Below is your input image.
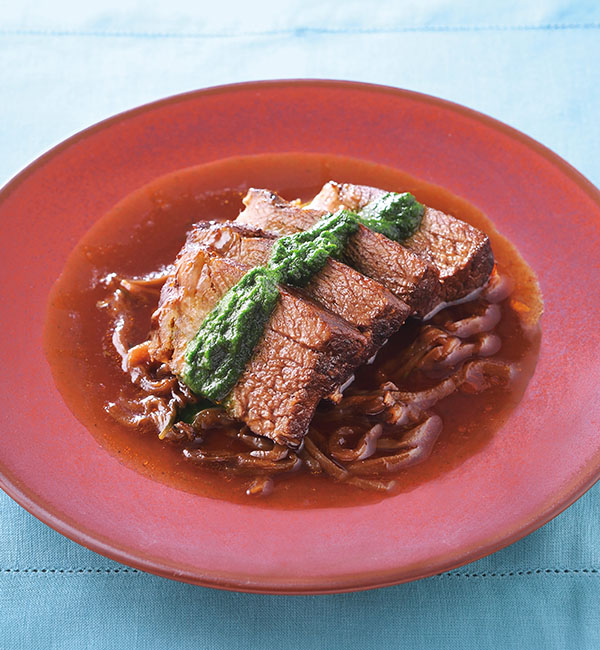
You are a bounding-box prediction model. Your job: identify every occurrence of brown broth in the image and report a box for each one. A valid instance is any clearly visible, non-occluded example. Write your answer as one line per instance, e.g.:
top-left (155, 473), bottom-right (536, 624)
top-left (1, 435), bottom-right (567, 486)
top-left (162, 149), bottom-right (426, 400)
top-left (44, 153), bottom-right (542, 509)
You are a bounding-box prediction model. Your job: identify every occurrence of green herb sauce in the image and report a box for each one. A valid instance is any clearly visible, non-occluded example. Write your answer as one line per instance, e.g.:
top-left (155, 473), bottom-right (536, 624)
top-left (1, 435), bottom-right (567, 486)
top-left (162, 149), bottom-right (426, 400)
top-left (179, 191), bottom-right (424, 404)
top-left (268, 210), bottom-right (359, 287)
top-left (181, 266), bottom-right (280, 401)
top-left (357, 192), bottom-right (424, 242)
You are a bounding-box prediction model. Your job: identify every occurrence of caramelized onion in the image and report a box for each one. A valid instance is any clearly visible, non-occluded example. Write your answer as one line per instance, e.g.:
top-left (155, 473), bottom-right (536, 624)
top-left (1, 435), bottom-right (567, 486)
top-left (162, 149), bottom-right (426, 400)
top-left (106, 394), bottom-right (177, 435)
top-left (329, 424), bottom-right (383, 462)
top-left (348, 415), bottom-right (442, 476)
top-left (392, 359), bottom-right (512, 409)
top-left (345, 477), bottom-right (396, 492)
top-left (250, 444), bottom-right (290, 461)
top-left (237, 428), bottom-right (274, 450)
top-left (303, 437), bottom-right (349, 481)
top-left (183, 448), bottom-right (302, 473)
top-left (444, 303), bottom-right (502, 338)
top-left (483, 268), bottom-right (514, 303)
top-left (103, 270), bottom-right (171, 297)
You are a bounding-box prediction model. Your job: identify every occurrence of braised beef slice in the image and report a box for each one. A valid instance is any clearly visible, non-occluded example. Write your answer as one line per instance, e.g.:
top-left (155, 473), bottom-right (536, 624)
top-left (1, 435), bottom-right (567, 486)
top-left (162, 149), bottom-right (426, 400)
top-left (190, 221), bottom-right (410, 356)
top-left (237, 189), bottom-right (322, 235)
top-left (149, 243), bottom-right (247, 372)
top-left (228, 289), bottom-right (366, 447)
top-left (310, 182), bottom-right (494, 302)
top-left (237, 188), bottom-right (440, 316)
top-left (189, 221), bottom-right (277, 268)
top-left (149, 244), bottom-right (367, 447)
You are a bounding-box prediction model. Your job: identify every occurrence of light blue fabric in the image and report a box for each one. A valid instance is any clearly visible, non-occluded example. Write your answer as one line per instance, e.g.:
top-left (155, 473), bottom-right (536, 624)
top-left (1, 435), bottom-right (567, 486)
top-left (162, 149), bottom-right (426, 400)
top-left (1, 1), bottom-right (600, 648)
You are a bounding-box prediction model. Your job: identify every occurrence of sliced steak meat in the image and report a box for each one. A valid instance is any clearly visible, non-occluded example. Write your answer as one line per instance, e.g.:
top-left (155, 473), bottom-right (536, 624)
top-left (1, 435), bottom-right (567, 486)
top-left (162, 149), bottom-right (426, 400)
top-left (310, 182), bottom-right (494, 302)
top-left (149, 242), bottom-right (367, 447)
top-left (406, 208), bottom-right (494, 302)
top-left (188, 221), bottom-right (275, 268)
top-left (308, 181), bottom-right (381, 213)
top-left (189, 221), bottom-right (277, 268)
top-left (345, 225), bottom-right (439, 319)
top-left (237, 189), bottom-right (322, 235)
top-left (237, 188), bottom-right (440, 317)
top-left (227, 299), bottom-right (360, 446)
top-left (304, 255), bottom-right (410, 355)
top-left (190, 221), bottom-right (410, 357)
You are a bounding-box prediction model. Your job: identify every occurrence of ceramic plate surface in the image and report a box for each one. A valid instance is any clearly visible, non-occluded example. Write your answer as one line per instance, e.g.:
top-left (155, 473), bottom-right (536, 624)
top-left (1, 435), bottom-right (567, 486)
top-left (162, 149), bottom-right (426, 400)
top-left (1, 80), bottom-right (599, 593)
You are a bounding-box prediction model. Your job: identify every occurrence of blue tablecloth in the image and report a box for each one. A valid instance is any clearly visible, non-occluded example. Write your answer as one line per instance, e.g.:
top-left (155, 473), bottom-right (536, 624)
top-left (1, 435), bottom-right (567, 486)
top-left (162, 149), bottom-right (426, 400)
top-left (2, 1), bottom-right (599, 648)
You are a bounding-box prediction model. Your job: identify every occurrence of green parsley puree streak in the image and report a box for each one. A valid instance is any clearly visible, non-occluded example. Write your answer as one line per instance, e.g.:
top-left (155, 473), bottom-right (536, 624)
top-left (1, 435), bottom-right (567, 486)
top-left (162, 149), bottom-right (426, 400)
top-left (181, 192), bottom-right (424, 402)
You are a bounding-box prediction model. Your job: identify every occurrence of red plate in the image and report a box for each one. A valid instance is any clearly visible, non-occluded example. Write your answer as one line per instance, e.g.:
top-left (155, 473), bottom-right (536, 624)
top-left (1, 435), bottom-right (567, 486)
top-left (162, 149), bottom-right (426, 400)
top-left (1, 80), bottom-right (599, 594)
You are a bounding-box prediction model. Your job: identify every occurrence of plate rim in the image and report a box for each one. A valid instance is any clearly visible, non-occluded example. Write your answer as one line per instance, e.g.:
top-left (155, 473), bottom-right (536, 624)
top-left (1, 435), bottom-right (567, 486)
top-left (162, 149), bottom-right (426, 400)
top-left (2, 78), bottom-right (600, 594)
